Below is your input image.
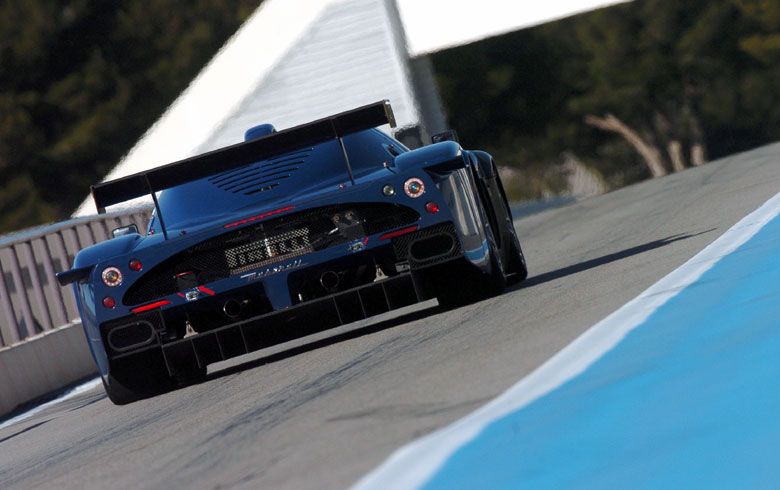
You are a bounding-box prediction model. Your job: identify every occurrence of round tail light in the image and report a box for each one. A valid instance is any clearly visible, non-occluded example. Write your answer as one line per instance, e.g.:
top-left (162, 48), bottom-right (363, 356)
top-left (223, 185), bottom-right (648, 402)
top-left (101, 267), bottom-right (123, 287)
top-left (129, 259), bottom-right (142, 272)
top-left (425, 202), bottom-right (440, 214)
top-left (404, 177), bottom-right (425, 198)
top-left (102, 296), bottom-right (117, 309)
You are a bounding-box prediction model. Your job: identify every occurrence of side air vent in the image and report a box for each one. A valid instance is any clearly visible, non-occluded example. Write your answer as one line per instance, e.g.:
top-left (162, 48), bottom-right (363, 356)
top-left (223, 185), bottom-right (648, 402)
top-left (208, 150), bottom-right (310, 196)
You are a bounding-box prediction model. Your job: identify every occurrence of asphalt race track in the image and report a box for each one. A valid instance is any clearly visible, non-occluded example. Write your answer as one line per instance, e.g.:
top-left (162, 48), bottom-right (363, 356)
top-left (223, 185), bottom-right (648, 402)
top-left (2, 144), bottom-right (780, 489)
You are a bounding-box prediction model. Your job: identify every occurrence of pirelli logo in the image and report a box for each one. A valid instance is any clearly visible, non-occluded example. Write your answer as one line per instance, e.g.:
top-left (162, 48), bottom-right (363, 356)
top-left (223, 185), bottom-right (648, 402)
top-left (225, 228), bottom-right (312, 274)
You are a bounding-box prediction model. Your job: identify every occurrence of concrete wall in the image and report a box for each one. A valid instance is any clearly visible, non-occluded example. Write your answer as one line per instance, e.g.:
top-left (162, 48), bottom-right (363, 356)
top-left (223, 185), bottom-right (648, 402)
top-left (0, 322), bottom-right (96, 417)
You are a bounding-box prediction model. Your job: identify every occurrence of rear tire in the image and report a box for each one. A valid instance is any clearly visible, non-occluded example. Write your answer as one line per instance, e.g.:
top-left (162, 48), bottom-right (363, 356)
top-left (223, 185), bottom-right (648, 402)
top-left (433, 169), bottom-right (510, 307)
top-left (505, 226), bottom-right (528, 284)
top-left (485, 232), bottom-right (507, 294)
top-left (102, 376), bottom-right (140, 405)
top-left (102, 352), bottom-right (175, 405)
top-left (433, 228), bottom-right (506, 309)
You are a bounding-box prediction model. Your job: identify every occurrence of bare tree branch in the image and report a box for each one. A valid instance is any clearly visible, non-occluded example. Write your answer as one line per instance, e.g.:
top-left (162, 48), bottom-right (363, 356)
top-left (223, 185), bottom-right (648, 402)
top-left (683, 103), bottom-right (708, 166)
top-left (667, 140), bottom-right (686, 172)
top-left (691, 144), bottom-right (706, 166)
top-left (585, 113), bottom-right (668, 177)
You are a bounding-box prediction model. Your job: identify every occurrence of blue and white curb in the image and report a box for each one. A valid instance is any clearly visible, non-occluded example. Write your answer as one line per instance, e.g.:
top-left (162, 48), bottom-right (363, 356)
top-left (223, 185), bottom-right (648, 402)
top-left (353, 192), bottom-right (780, 489)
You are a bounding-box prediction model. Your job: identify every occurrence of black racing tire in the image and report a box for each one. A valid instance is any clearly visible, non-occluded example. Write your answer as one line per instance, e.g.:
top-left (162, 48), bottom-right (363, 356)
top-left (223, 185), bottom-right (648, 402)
top-left (433, 227), bottom-right (507, 309)
top-left (484, 231), bottom-right (508, 294)
top-left (102, 375), bottom-right (140, 405)
top-left (101, 374), bottom-right (173, 405)
top-left (102, 352), bottom-right (175, 405)
top-left (435, 168), bottom-right (510, 307)
top-left (505, 225), bottom-right (528, 284)
top-left (491, 160), bottom-right (528, 284)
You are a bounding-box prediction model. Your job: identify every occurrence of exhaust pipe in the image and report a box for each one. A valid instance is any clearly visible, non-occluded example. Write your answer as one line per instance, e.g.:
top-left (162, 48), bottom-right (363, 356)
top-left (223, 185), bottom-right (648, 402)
top-left (223, 298), bottom-right (243, 319)
top-left (320, 271), bottom-right (340, 292)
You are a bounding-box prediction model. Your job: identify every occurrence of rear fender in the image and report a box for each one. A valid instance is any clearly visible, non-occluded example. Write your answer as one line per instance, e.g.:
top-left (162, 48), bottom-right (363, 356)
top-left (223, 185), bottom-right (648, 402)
top-left (73, 233), bottom-right (142, 269)
top-left (471, 150), bottom-right (496, 180)
top-left (394, 141), bottom-right (466, 173)
top-left (58, 233), bottom-right (142, 286)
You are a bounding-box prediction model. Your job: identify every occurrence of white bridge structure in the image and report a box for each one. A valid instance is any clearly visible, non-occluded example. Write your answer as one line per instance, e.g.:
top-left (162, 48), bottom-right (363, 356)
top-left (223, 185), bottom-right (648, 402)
top-left (2, 0), bottom-right (627, 416)
top-left (75, 0), bottom-right (628, 216)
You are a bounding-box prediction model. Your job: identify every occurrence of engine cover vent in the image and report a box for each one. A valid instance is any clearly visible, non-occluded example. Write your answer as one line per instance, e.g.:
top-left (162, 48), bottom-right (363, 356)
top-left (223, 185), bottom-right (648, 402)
top-left (208, 150), bottom-right (310, 196)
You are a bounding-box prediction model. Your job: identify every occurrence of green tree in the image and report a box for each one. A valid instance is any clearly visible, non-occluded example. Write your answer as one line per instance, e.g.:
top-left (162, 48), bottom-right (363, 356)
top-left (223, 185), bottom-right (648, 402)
top-left (735, 0), bottom-right (780, 63)
top-left (433, 0), bottom-right (780, 197)
top-left (0, 0), bottom-right (258, 233)
top-left (572, 0), bottom-right (750, 176)
top-left (432, 25), bottom-right (577, 198)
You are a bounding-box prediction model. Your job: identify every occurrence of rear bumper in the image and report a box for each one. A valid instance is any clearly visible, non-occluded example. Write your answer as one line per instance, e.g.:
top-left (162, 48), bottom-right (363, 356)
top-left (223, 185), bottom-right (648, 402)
top-left (99, 220), bottom-right (482, 376)
top-left (111, 271), bottom-right (432, 377)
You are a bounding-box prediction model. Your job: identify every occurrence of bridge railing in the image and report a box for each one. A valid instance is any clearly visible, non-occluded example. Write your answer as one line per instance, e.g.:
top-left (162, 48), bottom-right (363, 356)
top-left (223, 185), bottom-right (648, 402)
top-left (0, 208), bottom-right (151, 347)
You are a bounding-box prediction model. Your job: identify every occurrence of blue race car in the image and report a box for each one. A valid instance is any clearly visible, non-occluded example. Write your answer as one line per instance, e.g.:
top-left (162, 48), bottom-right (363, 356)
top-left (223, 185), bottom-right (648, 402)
top-left (57, 101), bottom-right (527, 404)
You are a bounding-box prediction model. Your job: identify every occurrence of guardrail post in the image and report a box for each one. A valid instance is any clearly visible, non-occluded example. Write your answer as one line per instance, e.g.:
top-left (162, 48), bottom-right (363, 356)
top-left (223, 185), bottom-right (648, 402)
top-left (80, 223), bottom-right (97, 247)
top-left (90, 221), bottom-right (108, 242)
top-left (18, 241), bottom-right (53, 331)
top-left (49, 231), bottom-right (78, 320)
top-left (36, 237), bottom-right (68, 327)
top-left (0, 263), bottom-right (21, 345)
top-left (62, 227), bottom-right (81, 254)
top-left (4, 247), bottom-right (36, 339)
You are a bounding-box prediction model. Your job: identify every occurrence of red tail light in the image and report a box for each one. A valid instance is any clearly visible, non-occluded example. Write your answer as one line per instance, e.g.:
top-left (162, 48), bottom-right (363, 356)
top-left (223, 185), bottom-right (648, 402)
top-left (131, 300), bottom-right (171, 314)
top-left (224, 205), bottom-right (295, 229)
top-left (379, 225), bottom-right (419, 241)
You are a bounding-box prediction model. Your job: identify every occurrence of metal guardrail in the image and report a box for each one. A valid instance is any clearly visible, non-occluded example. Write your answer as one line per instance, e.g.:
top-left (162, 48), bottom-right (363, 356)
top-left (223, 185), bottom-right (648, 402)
top-left (0, 208), bottom-right (151, 347)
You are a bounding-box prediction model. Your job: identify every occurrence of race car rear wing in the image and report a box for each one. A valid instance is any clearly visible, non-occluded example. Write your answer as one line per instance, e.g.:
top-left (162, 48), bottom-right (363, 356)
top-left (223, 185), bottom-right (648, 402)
top-left (91, 100), bottom-right (396, 237)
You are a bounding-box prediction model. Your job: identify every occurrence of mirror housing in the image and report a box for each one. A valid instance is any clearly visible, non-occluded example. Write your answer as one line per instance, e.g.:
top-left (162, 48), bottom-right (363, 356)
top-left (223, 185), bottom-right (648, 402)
top-left (112, 224), bottom-right (139, 239)
top-left (432, 129), bottom-right (459, 144)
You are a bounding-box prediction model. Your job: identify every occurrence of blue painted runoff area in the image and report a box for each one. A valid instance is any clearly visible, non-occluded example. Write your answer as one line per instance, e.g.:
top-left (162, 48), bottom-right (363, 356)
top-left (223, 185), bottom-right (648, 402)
top-left (423, 215), bottom-right (780, 490)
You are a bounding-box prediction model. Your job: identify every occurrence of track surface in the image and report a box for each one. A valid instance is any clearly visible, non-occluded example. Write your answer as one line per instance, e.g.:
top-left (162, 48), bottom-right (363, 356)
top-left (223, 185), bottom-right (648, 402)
top-left (2, 145), bottom-right (780, 489)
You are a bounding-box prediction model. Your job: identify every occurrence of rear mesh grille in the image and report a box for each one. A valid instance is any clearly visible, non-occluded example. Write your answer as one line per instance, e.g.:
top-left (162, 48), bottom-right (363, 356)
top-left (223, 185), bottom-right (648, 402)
top-left (123, 203), bottom-right (420, 305)
top-left (392, 222), bottom-right (461, 267)
top-left (208, 150), bottom-right (310, 196)
top-left (101, 310), bottom-right (165, 355)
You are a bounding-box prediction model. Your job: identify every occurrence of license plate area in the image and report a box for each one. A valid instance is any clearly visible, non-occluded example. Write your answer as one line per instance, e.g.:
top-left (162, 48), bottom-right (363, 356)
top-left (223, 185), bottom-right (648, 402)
top-left (225, 227), bottom-right (312, 274)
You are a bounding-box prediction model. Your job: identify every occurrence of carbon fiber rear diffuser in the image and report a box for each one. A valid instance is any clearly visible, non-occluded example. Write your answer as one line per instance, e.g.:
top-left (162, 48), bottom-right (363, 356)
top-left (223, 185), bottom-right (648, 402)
top-left (156, 273), bottom-right (429, 376)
